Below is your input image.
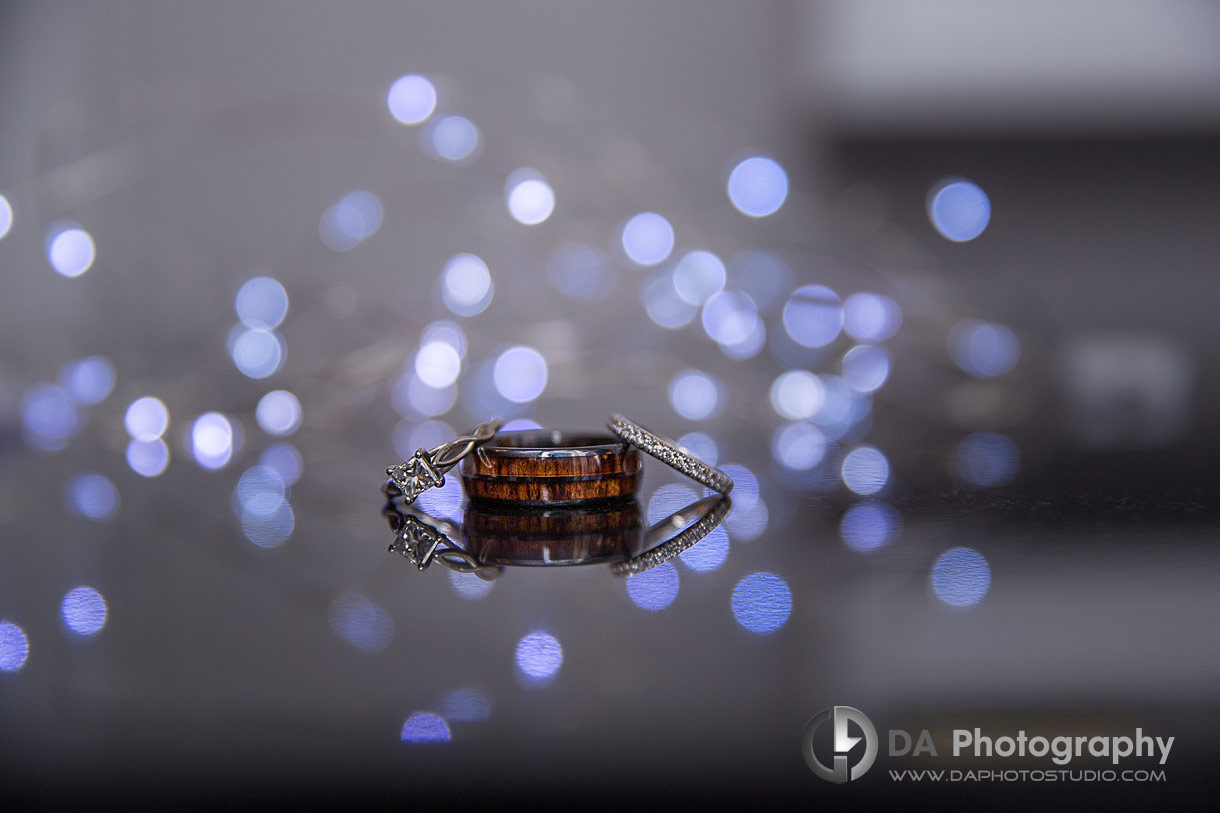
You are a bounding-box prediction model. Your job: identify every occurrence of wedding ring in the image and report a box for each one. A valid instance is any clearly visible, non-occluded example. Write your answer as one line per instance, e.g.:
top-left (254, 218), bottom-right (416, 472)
top-left (611, 494), bottom-right (732, 576)
top-left (462, 498), bottom-right (646, 565)
top-left (385, 419), bottom-right (501, 504)
top-left (607, 414), bottom-right (734, 495)
top-left (459, 430), bottom-right (642, 504)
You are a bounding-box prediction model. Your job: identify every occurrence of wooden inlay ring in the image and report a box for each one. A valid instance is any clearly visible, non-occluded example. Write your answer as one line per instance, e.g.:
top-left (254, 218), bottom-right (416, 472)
top-left (459, 430), bottom-right (642, 505)
top-left (462, 499), bottom-right (645, 565)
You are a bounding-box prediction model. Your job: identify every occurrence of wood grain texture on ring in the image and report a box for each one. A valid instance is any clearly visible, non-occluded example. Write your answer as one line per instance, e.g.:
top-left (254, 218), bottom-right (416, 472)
top-left (459, 430), bottom-right (642, 504)
top-left (462, 500), bottom-right (645, 565)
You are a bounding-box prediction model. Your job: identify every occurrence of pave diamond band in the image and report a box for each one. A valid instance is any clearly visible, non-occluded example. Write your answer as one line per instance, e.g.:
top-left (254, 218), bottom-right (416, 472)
top-left (385, 418), bottom-right (501, 504)
top-left (611, 494), bottom-right (732, 576)
top-left (607, 414), bottom-right (734, 496)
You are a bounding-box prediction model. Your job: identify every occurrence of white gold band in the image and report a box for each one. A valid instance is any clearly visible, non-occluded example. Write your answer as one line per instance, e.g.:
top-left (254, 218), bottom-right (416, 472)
top-left (607, 413), bottom-right (734, 496)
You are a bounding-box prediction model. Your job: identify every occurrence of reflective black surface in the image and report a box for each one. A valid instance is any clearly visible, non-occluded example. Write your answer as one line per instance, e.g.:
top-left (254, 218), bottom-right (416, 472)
top-left (2, 3), bottom-right (1219, 806)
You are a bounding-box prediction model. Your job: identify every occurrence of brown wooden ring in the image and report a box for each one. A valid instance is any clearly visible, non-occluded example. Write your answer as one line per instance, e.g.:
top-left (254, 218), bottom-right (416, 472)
top-left (459, 430), bottom-right (642, 505)
top-left (462, 499), bottom-right (645, 566)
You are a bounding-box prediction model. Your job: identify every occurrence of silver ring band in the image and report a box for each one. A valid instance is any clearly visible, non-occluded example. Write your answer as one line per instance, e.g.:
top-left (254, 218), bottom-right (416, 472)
top-left (611, 494), bottom-right (732, 576)
top-left (607, 414), bottom-right (734, 495)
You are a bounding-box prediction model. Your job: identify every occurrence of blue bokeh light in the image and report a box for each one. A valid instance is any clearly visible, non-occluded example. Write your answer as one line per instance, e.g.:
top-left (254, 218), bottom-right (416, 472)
top-left (621, 212), bottom-right (674, 266)
top-left (642, 271), bottom-right (697, 329)
top-left (126, 438), bottom-right (169, 477)
top-left (233, 465), bottom-right (286, 518)
top-left (241, 500), bottom-right (294, 548)
top-left (191, 412), bottom-right (234, 470)
top-left (442, 688), bottom-right (492, 722)
top-left (427, 115), bottom-right (480, 162)
top-left (21, 382), bottom-right (80, 451)
top-left (772, 422), bottom-right (827, 471)
top-left (231, 328), bottom-right (285, 379)
top-left (672, 251), bottom-right (726, 306)
top-left (731, 572), bottom-right (792, 634)
top-left (948, 319), bottom-right (1020, 378)
top-left (0, 622), bottom-right (29, 672)
top-left (782, 285), bottom-right (843, 348)
top-left (441, 253), bottom-right (493, 317)
top-left (812, 375), bottom-right (866, 438)
top-left (626, 561), bottom-right (680, 610)
top-left (953, 432), bottom-right (1020, 488)
top-left (931, 547), bottom-right (991, 607)
top-left (928, 179), bottom-right (991, 242)
top-left (59, 356), bottom-right (116, 405)
top-left (415, 342), bottom-right (462, 389)
top-left (501, 418), bottom-right (543, 431)
top-left (235, 276), bottom-right (289, 329)
top-left (841, 446), bottom-right (890, 496)
top-left (720, 464), bottom-right (759, 510)
top-left (401, 712), bottom-right (451, 743)
top-left (668, 369), bottom-right (721, 421)
top-left (724, 497), bottom-right (768, 542)
top-left (493, 346), bottom-right (547, 404)
top-left (65, 473), bottom-right (119, 522)
top-left (256, 390), bottom-right (302, 437)
top-left (841, 345), bottom-right (891, 394)
top-left (125, 396), bottom-right (169, 441)
top-left (701, 290), bottom-right (759, 348)
top-left (46, 221), bottom-right (95, 277)
top-left (718, 317), bottom-right (766, 361)
top-left (460, 359), bottom-right (524, 422)
top-left (727, 155), bottom-right (789, 217)
top-left (843, 292), bottom-right (902, 342)
top-left (319, 190), bottom-right (383, 252)
top-left (387, 74), bottom-right (437, 125)
top-left (505, 168), bottom-right (555, 225)
top-left (421, 321), bottom-right (468, 359)
top-left (770, 370), bottom-right (825, 421)
top-left (0, 194), bottom-right (11, 240)
top-left (328, 592), bottom-right (394, 653)
top-left (61, 586), bottom-right (107, 636)
top-left (515, 630), bottom-right (563, 685)
top-left (392, 371), bottom-right (457, 419)
top-left (840, 501), bottom-right (902, 553)
top-left (260, 442), bottom-right (302, 486)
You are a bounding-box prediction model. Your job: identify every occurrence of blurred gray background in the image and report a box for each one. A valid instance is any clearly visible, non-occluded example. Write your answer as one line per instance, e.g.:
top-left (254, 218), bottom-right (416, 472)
top-left (2, 1), bottom-right (1218, 804)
